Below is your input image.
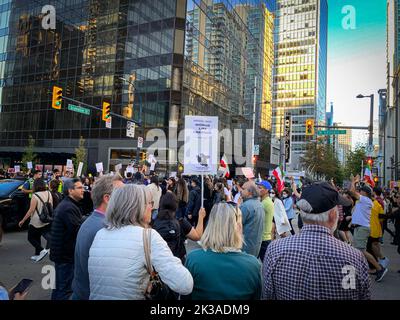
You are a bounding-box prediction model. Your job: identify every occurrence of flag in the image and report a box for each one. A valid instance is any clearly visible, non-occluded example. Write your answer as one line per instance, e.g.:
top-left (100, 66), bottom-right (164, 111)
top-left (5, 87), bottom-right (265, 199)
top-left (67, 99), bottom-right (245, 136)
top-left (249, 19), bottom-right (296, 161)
top-left (363, 166), bottom-right (375, 187)
top-left (272, 166), bottom-right (285, 193)
top-left (219, 154), bottom-right (230, 178)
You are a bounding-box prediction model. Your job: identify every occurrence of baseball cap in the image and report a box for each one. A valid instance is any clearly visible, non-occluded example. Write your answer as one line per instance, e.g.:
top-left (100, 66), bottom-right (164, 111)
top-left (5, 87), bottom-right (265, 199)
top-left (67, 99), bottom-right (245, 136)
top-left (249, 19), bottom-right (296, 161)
top-left (297, 181), bottom-right (352, 214)
top-left (256, 180), bottom-right (272, 191)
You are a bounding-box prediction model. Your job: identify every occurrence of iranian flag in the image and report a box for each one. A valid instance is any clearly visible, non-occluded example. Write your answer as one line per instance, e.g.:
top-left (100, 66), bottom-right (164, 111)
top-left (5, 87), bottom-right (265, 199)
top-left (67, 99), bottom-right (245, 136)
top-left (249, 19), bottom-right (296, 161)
top-left (272, 166), bottom-right (285, 193)
top-left (220, 154), bottom-right (230, 178)
top-left (363, 165), bottom-right (375, 187)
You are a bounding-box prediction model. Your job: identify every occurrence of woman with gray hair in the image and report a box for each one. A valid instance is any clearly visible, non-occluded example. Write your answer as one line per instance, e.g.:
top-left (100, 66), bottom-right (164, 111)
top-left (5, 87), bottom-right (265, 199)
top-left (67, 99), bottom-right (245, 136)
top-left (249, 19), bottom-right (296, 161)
top-left (88, 184), bottom-right (193, 300)
top-left (183, 202), bottom-right (262, 300)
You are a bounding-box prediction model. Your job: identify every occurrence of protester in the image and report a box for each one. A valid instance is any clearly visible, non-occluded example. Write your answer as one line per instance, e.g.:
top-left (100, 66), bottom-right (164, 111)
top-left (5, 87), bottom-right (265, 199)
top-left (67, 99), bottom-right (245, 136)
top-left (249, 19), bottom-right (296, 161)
top-left (21, 170), bottom-right (42, 198)
top-left (175, 177), bottom-right (189, 220)
top-left (184, 202), bottom-right (262, 300)
top-left (88, 184), bottom-right (193, 299)
top-left (50, 178), bottom-right (84, 300)
top-left (256, 180), bottom-right (274, 262)
top-left (282, 188), bottom-right (296, 235)
top-left (349, 175), bottom-right (387, 281)
top-left (146, 175), bottom-right (162, 221)
top-left (186, 177), bottom-right (202, 226)
top-left (18, 178), bottom-right (52, 262)
top-left (212, 182), bottom-right (225, 205)
top-left (71, 175), bottom-right (115, 300)
top-left (270, 189), bottom-right (291, 238)
top-left (49, 179), bottom-right (63, 210)
top-left (239, 181), bottom-right (264, 257)
top-left (166, 177), bottom-right (176, 193)
top-left (338, 191), bottom-right (354, 244)
top-left (153, 191), bottom-right (206, 263)
top-left (263, 181), bottom-right (371, 300)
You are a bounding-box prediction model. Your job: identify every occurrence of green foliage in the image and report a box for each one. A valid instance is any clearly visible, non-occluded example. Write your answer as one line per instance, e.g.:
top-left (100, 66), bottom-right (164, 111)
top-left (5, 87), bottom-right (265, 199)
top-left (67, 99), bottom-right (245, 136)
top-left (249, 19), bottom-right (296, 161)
top-left (21, 135), bottom-right (37, 171)
top-left (344, 145), bottom-right (366, 179)
top-left (300, 141), bottom-right (344, 185)
top-left (72, 136), bottom-right (87, 176)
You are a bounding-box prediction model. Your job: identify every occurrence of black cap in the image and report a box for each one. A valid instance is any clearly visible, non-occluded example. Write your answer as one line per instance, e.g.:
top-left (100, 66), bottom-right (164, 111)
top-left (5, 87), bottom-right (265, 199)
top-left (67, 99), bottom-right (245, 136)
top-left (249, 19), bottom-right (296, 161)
top-left (297, 181), bottom-right (352, 214)
top-left (360, 185), bottom-right (372, 197)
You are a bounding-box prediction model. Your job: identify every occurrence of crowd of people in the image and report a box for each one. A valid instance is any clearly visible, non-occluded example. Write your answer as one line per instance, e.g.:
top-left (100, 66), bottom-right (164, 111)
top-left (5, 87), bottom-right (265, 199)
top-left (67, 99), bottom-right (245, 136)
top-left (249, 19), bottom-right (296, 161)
top-left (1, 166), bottom-right (400, 300)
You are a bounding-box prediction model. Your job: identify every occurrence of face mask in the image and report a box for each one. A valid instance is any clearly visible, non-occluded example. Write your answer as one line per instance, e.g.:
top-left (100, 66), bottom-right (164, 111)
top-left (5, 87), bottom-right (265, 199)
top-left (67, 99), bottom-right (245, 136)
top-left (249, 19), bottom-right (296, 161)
top-left (282, 194), bottom-right (288, 199)
top-left (270, 194), bottom-right (276, 199)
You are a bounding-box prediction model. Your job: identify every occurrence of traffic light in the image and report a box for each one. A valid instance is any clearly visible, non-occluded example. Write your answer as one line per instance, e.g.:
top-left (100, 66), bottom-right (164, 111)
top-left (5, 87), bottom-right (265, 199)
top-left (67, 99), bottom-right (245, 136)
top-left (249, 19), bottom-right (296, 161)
top-left (122, 106), bottom-right (133, 119)
top-left (373, 176), bottom-right (379, 184)
top-left (52, 86), bottom-right (62, 109)
top-left (141, 151), bottom-right (147, 161)
top-left (305, 119), bottom-right (315, 136)
top-left (102, 102), bottom-right (111, 121)
top-left (366, 157), bottom-right (373, 167)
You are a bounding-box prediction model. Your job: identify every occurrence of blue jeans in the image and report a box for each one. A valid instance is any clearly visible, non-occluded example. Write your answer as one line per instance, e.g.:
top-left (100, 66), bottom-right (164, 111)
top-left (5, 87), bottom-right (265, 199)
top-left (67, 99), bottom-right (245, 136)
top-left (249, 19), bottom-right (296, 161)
top-left (51, 263), bottom-right (74, 300)
top-left (258, 240), bottom-right (271, 263)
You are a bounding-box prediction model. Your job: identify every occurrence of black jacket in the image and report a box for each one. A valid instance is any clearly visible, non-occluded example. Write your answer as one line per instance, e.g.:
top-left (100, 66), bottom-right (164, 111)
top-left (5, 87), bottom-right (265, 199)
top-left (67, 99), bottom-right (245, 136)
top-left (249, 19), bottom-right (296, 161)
top-left (186, 186), bottom-right (201, 218)
top-left (50, 196), bottom-right (83, 263)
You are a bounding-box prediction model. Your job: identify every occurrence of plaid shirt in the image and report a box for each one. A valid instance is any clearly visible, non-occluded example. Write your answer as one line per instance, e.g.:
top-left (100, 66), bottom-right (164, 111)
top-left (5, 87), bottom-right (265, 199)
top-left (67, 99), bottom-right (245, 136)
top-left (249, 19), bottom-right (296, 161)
top-left (262, 225), bottom-right (371, 300)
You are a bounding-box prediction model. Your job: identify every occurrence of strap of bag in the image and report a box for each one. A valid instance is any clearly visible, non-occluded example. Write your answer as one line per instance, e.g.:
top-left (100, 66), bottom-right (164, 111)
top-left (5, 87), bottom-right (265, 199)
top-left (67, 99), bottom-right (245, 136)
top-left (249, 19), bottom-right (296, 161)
top-left (143, 228), bottom-right (154, 275)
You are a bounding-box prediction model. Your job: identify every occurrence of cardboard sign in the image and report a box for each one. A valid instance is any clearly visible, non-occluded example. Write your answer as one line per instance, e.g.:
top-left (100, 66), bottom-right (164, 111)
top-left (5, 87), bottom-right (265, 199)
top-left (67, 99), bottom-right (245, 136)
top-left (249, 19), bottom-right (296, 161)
top-left (126, 166), bottom-right (134, 174)
top-left (115, 163), bottom-right (122, 171)
top-left (241, 167), bottom-right (255, 179)
top-left (35, 164), bottom-right (43, 171)
top-left (76, 162), bottom-right (84, 177)
top-left (8, 168), bottom-right (15, 174)
top-left (27, 162), bottom-right (33, 169)
top-left (96, 162), bottom-right (104, 173)
top-left (14, 165), bottom-right (20, 173)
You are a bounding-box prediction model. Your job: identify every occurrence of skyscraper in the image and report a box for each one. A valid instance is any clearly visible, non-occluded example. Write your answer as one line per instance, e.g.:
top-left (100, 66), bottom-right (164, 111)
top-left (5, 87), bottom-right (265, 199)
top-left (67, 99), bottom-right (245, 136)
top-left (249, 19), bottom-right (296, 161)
top-left (269, 0), bottom-right (328, 169)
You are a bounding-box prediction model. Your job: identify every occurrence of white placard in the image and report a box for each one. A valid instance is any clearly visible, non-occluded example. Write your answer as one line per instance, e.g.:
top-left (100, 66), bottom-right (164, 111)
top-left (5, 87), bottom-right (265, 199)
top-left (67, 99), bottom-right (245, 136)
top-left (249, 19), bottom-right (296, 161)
top-left (138, 137), bottom-right (143, 148)
top-left (66, 159), bottom-right (73, 167)
top-left (241, 167), bottom-right (255, 179)
top-left (183, 116), bottom-right (218, 175)
top-left (115, 163), bottom-right (122, 171)
top-left (126, 166), bottom-right (134, 173)
top-left (76, 162), bottom-right (84, 177)
top-left (227, 180), bottom-right (233, 188)
top-left (150, 162), bottom-right (156, 171)
top-left (14, 165), bottom-right (20, 173)
top-left (170, 172), bottom-right (177, 178)
top-left (106, 117), bottom-right (112, 129)
top-left (96, 162), bottom-right (104, 173)
top-left (27, 162), bottom-right (33, 169)
top-left (126, 121), bottom-right (135, 138)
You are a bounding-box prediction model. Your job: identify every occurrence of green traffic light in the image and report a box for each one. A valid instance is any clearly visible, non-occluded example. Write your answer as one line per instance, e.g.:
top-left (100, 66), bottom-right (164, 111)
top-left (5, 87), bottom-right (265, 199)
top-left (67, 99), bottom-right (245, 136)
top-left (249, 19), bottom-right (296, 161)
top-left (55, 101), bottom-right (61, 106)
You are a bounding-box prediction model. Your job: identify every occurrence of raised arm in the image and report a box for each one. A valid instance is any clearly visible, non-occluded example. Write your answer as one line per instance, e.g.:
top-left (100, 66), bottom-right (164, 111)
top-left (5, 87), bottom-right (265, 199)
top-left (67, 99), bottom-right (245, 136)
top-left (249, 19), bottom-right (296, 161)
top-left (349, 174), bottom-right (360, 200)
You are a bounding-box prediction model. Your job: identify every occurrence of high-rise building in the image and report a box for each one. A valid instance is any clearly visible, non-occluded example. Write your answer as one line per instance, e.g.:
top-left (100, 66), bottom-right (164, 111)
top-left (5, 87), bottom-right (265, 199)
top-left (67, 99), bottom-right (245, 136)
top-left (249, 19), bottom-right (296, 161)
top-left (0, 0), bottom-right (185, 172)
top-left (334, 122), bottom-right (352, 166)
top-left (184, 0), bottom-right (274, 172)
top-left (268, 0), bottom-right (328, 169)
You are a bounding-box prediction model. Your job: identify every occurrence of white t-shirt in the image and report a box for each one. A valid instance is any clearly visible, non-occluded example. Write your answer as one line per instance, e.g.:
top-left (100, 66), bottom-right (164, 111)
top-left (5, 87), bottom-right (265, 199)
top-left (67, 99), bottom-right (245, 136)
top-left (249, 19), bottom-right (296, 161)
top-left (351, 195), bottom-right (373, 228)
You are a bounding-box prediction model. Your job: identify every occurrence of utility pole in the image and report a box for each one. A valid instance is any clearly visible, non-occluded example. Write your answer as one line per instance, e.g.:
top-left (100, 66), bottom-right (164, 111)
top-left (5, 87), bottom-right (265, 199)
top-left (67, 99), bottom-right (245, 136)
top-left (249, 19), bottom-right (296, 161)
top-left (251, 76), bottom-right (257, 170)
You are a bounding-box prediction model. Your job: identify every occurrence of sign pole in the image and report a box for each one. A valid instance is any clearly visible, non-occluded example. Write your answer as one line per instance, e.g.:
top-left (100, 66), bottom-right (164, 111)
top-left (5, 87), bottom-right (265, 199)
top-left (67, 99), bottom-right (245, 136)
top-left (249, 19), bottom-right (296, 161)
top-left (201, 174), bottom-right (204, 208)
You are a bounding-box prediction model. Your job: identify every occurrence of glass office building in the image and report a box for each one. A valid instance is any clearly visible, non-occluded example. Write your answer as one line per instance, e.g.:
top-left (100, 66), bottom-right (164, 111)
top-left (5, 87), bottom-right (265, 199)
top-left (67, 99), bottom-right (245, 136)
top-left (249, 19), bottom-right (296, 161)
top-left (269, 0), bottom-right (327, 169)
top-left (184, 0), bottom-right (274, 171)
top-left (0, 0), bottom-right (186, 172)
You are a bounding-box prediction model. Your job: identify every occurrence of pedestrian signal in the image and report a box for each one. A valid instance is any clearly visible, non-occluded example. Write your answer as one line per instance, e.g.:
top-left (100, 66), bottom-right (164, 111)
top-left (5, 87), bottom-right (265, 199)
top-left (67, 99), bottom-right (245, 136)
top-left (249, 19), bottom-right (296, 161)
top-left (52, 86), bottom-right (62, 109)
top-left (102, 102), bottom-right (111, 121)
top-left (305, 119), bottom-right (314, 136)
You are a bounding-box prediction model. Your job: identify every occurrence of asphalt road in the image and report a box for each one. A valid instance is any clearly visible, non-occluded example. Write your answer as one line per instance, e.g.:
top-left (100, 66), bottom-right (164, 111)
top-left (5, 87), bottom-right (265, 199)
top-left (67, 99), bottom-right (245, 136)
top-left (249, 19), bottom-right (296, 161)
top-left (0, 219), bottom-right (399, 300)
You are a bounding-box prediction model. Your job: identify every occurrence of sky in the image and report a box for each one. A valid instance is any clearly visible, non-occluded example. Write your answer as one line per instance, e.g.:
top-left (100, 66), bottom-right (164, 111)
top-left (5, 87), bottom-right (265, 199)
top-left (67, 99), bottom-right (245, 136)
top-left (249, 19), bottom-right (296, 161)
top-left (327, 0), bottom-right (387, 148)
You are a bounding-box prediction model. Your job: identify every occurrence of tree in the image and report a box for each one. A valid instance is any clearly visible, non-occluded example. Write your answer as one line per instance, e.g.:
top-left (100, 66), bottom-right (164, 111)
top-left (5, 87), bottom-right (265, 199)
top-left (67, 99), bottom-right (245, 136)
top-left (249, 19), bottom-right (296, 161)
top-left (300, 141), bottom-right (344, 185)
top-left (344, 145), bottom-right (366, 179)
top-left (72, 136), bottom-right (87, 176)
top-left (21, 135), bottom-right (37, 171)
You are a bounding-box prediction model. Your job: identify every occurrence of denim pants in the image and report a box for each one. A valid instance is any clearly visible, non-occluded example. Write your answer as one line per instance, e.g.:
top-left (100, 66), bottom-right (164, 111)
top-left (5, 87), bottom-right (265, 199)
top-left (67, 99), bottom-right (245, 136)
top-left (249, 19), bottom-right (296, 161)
top-left (51, 263), bottom-right (74, 300)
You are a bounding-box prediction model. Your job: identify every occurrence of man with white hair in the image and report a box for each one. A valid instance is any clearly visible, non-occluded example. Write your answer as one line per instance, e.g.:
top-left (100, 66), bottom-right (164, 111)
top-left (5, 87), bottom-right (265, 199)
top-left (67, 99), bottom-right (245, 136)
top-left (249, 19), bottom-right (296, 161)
top-left (262, 181), bottom-right (371, 300)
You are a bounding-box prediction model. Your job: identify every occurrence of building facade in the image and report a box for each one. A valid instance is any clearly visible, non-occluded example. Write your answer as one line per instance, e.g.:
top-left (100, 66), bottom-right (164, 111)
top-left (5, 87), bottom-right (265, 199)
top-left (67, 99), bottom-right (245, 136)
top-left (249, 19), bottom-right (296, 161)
top-left (268, 0), bottom-right (328, 170)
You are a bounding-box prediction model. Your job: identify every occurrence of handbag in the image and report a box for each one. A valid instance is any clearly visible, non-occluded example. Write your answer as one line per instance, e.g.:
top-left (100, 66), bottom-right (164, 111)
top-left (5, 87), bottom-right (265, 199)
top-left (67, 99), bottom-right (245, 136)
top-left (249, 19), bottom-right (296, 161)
top-left (143, 228), bottom-right (175, 300)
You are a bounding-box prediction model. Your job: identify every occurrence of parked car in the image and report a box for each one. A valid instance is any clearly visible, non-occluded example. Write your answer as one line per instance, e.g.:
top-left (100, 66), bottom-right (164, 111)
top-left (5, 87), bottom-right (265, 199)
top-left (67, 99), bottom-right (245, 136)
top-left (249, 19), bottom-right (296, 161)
top-left (0, 179), bottom-right (30, 230)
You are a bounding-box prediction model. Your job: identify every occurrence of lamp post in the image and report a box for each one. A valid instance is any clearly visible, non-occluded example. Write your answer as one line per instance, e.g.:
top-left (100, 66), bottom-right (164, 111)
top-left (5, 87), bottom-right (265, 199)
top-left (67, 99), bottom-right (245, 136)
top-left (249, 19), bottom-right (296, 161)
top-left (119, 76), bottom-right (143, 165)
top-left (356, 94), bottom-right (374, 147)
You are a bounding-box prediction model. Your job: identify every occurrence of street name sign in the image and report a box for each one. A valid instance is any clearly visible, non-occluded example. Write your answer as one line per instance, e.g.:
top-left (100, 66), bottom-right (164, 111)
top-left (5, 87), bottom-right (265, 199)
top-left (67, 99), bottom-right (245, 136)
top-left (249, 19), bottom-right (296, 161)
top-left (68, 104), bottom-right (90, 115)
top-left (317, 130), bottom-right (347, 136)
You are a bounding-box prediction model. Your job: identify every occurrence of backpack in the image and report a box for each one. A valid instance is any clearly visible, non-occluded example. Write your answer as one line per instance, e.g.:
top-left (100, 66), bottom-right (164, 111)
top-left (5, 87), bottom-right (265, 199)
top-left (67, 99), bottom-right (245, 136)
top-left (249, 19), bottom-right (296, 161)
top-left (153, 219), bottom-right (183, 258)
top-left (35, 192), bottom-right (53, 224)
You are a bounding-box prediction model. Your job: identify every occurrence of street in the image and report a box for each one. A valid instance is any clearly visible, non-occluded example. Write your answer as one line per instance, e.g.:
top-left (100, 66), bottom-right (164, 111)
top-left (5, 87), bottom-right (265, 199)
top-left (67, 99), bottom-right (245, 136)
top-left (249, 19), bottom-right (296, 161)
top-left (0, 218), bottom-right (399, 300)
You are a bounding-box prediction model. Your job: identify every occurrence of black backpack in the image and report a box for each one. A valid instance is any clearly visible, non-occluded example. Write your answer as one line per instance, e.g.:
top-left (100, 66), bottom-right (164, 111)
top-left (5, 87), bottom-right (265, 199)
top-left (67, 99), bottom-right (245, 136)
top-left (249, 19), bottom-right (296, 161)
top-left (35, 192), bottom-right (53, 224)
top-left (153, 219), bottom-right (183, 258)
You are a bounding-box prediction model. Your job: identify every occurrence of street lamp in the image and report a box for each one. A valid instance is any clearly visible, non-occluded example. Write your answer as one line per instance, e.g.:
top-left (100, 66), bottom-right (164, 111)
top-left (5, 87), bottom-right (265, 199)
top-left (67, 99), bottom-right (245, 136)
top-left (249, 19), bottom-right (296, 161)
top-left (356, 93), bottom-right (374, 147)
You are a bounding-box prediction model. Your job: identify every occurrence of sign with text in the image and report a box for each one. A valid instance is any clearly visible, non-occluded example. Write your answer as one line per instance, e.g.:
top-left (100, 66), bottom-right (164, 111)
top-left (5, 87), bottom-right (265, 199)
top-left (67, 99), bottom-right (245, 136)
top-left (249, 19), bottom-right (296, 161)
top-left (137, 137), bottom-right (143, 149)
top-left (284, 115), bottom-right (292, 165)
top-left (105, 117), bottom-right (112, 129)
top-left (126, 121), bottom-right (135, 138)
top-left (76, 162), bottom-right (83, 177)
top-left (14, 165), bottom-right (20, 173)
top-left (253, 144), bottom-right (259, 156)
top-left (317, 129), bottom-right (347, 136)
top-left (183, 116), bottom-right (218, 175)
top-left (27, 162), bottom-right (33, 169)
top-left (95, 162), bottom-right (104, 173)
top-left (68, 104), bottom-right (90, 115)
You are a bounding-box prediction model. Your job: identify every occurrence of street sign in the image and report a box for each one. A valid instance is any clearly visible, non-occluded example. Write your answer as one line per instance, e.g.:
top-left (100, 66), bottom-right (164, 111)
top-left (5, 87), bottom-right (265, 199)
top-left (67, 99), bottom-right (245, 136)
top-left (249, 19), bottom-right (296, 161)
top-left (67, 104), bottom-right (90, 115)
top-left (284, 115), bottom-right (292, 164)
top-left (138, 136), bottom-right (143, 149)
top-left (105, 117), bottom-right (112, 129)
top-left (366, 145), bottom-right (374, 157)
top-left (253, 144), bottom-right (259, 156)
top-left (126, 121), bottom-right (135, 138)
top-left (317, 130), bottom-right (347, 135)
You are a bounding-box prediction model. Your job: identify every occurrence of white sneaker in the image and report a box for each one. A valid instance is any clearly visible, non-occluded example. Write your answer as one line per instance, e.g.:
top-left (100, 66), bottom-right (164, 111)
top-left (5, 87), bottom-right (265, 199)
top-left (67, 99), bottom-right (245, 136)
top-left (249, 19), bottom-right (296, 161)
top-left (34, 249), bottom-right (48, 262)
top-left (30, 255), bottom-right (40, 261)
